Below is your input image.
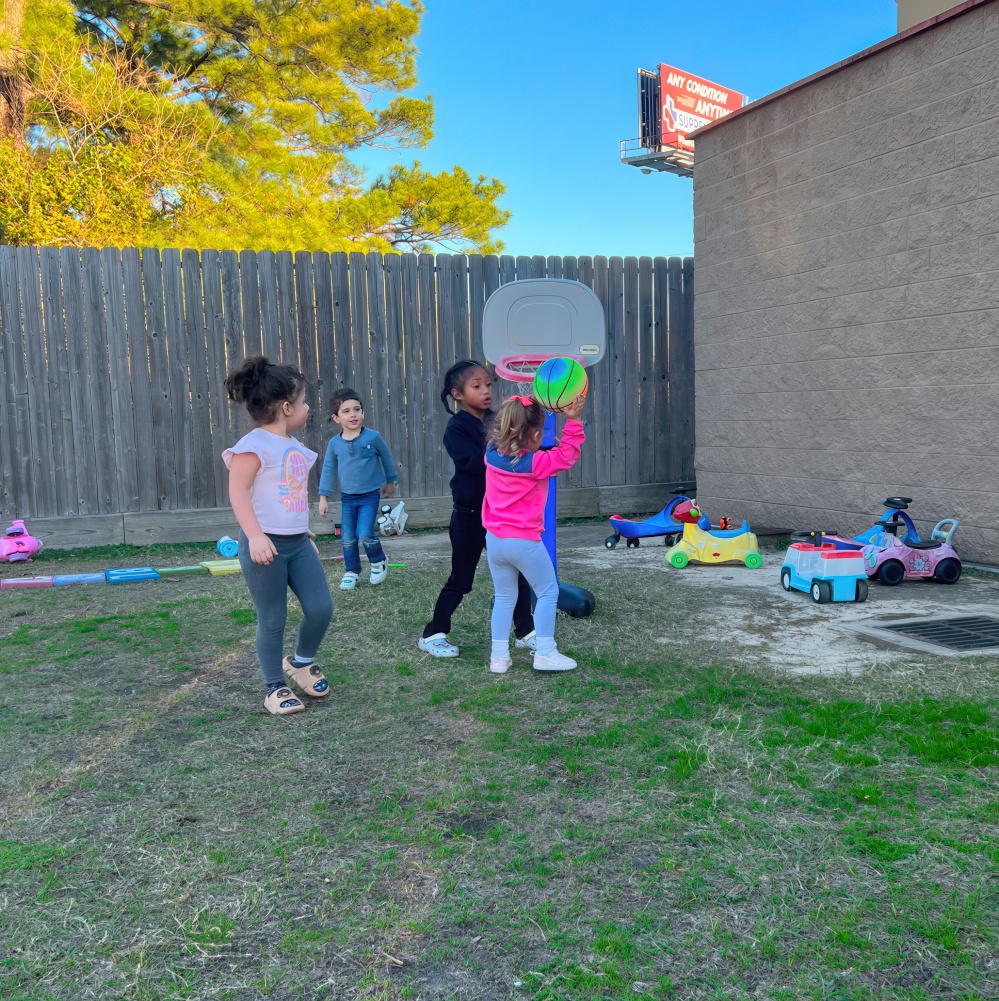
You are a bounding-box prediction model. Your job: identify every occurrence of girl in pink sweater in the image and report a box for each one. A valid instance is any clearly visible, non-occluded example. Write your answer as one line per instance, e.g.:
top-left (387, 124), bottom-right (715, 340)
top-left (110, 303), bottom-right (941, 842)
top-left (483, 392), bottom-right (586, 674)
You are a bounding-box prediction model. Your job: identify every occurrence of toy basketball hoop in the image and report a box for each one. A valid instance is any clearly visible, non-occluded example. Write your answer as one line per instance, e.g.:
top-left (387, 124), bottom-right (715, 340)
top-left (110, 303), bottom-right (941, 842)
top-left (482, 279), bottom-right (605, 381)
top-left (493, 353), bottom-right (586, 383)
top-left (480, 279), bottom-right (606, 619)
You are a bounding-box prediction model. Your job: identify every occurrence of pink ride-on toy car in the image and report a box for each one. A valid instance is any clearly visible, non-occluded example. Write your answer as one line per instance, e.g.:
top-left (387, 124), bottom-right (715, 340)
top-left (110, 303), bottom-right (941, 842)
top-left (1, 520), bottom-right (42, 562)
top-left (605, 495), bottom-right (689, 549)
top-left (825, 498), bottom-right (961, 586)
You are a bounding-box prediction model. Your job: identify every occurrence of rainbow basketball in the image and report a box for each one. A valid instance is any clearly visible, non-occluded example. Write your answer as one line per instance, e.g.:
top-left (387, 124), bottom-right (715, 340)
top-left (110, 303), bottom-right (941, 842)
top-left (532, 357), bottom-right (588, 413)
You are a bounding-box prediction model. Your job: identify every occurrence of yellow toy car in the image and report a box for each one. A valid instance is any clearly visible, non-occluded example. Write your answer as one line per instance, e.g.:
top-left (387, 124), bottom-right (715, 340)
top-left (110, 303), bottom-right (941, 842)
top-left (664, 501), bottom-right (762, 569)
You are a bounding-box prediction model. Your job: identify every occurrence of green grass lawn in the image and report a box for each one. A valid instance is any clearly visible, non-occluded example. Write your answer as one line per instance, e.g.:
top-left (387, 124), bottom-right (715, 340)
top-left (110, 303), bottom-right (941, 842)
top-left (1, 538), bottom-right (997, 1000)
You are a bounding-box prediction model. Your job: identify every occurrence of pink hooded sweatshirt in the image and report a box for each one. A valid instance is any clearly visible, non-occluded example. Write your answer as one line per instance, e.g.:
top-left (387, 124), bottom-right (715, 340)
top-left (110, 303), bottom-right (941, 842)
top-left (481, 419), bottom-right (585, 540)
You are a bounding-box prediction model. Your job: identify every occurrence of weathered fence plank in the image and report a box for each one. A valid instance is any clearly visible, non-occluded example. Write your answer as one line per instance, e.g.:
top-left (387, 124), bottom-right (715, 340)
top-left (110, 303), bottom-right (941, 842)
top-left (294, 249), bottom-right (321, 478)
top-left (667, 256), bottom-right (688, 486)
top-left (331, 252), bottom-right (352, 390)
top-left (401, 253), bottom-right (426, 498)
top-left (201, 249), bottom-right (228, 507)
top-left (0, 247), bottom-right (694, 524)
top-left (384, 254), bottom-right (409, 488)
top-left (0, 247), bottom-right (29, 515)
top-left (122, 247), bottom-right (157, 511)
top-left (182, 249), bottom-right (215, 508)
top-left (349, 251), bottom-right (370, 410)
top-left (652, 257), bottom-right (670, 485)
top-left (220, 250), bottom-right (244, 452)
top-left (101, 248), bottom-right (141, 512)
top-left (40, 246), bottom-right (76, 514)
top-left (257, 251), bottom-right (281, 361)
top-left (312, 251), bottom-right (335, 423)
top-left (679, 257), bottom-right (695, 484)
top-left (276, 251), bottom-right (298, 367)
top-left (366, 251), bottom-right (390, 444)
top-left (607, 256), bottom-right (627, 486)
top-left (573, 256), bottom-right (597, 490)
top-left (141, 247), bottom-right (177, 510)
top-left (60, 247), bottom-right (97, 514)
top-left (418, 253), bottom-right (444, 496)
top-left (18, 248), bottom-right (56, 514)
top-left (239, 250), bottom-right (261, 356)
top-left (163, 249), bottom-right (193, 507)
top-left (589, 255), bottom-right (611, 487)
top-left (623, 255), bottom-right (641, 488)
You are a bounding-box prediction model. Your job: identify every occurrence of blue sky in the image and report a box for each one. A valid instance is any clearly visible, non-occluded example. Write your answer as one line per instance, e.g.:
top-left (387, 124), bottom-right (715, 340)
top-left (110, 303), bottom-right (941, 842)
top-left (363, 0), bottom-right (899, 258)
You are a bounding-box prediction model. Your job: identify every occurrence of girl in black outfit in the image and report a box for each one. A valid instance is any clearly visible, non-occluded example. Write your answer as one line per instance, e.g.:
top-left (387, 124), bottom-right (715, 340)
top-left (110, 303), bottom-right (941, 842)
top-left (419, 361), bottom-right (535, 658)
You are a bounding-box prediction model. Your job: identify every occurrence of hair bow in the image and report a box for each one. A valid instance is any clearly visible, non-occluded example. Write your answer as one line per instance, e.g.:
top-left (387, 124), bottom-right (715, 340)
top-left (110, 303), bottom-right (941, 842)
top-left (510, 394), bottom-right (534, 407)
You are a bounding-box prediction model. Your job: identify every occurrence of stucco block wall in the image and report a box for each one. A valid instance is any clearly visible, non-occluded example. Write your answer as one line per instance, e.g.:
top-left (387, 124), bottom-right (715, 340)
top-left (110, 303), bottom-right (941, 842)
top-left (693, 1), bottom-right (999, 562)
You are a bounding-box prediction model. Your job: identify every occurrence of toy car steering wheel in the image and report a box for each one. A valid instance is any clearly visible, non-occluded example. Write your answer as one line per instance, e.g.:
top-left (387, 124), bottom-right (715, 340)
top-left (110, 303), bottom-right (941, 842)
top-left (884, 497), bottom-right (912, 510)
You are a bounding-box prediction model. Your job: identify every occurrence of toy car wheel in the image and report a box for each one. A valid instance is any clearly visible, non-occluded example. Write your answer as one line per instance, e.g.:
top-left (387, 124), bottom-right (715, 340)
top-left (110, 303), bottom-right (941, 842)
top-left (810, 580), bottom-right (832, 604)
top-left (780, 568), bottom-right (792, 592)
top-left (745, 552), bottom-right (762, 569)
top-left (877, 560), bottom-right (906, 586)
top-left (604, 534), bottom-right (619, 550)
top-left (663, 534), bottom-right (678, 547)
top-left (627, 538), bottom-right (640, 548)
top-left (670, 550), bottom-right (689, 569)
top-left (933, 558), bottom-right (962, 584)
top-left (855, 579), bottom-right (869, 602)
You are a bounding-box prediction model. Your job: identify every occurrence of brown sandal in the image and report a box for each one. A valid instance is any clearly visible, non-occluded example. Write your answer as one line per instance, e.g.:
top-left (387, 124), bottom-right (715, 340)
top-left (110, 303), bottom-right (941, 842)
top-left (264, 686), bottom-right (305, 715)
top-left (282, 657), bottom-right (330, 697)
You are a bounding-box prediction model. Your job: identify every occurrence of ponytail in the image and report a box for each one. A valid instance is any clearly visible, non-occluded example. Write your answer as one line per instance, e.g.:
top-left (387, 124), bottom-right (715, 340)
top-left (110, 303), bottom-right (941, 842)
top-left (440, 359), bottom-right (487, 414)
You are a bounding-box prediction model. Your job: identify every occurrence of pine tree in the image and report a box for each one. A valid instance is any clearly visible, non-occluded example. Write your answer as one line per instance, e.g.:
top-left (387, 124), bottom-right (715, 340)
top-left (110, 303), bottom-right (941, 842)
top-left (0, 0), bottom-right (509, 251)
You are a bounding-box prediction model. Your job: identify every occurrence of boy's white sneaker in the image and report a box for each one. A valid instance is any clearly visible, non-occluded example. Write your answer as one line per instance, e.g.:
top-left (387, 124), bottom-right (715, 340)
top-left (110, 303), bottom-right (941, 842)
top-left (490, 656), bottom-right (512, 674)
top-left (514, 630), bottom-right (538, 652)
top-left (418, 633), bottom-right (459, 658)
top-left (533, 650), bottom-right (577, 672)
top-left (369, 560), bottom-right (387, 585)
top-left (340, 572), bottom-right (359, 590)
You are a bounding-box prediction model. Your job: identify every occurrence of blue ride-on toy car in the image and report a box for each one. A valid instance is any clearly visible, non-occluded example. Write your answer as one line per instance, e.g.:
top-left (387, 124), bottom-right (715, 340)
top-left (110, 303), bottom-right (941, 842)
top-left (605, 495), bottom-right (689, 549)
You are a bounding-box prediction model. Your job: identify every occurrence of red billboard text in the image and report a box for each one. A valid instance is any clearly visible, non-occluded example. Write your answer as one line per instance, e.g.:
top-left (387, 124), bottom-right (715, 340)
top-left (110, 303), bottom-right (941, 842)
top-left (659, 64), bottom-right (746, 150)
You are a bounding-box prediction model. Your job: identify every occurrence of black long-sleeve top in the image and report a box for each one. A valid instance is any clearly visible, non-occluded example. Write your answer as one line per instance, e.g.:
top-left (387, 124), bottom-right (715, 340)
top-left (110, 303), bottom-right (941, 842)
top-left (443, 408), bottom-right (492, 510)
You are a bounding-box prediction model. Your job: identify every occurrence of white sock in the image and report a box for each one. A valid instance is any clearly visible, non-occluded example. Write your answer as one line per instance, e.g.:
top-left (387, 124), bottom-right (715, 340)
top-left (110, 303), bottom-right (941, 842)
top-left (536, 637), bottom-right (556, 656)
top-left (491, 640), bottom-right (510, 659)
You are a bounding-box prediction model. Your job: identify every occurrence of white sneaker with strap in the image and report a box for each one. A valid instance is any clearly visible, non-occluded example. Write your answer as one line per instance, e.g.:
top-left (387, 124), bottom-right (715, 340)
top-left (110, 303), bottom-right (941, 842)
top-left (533, 649), bottom-right (577, 672)
top-left (340, 571), bottom-right (359, 590)
top-left (369, 560), bottom-right (388, 585)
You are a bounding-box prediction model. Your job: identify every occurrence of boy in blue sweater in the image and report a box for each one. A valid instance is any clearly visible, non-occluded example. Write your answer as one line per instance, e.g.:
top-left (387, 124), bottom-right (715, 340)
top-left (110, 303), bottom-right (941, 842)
top-left (318, 388), bottom-right (399, 589)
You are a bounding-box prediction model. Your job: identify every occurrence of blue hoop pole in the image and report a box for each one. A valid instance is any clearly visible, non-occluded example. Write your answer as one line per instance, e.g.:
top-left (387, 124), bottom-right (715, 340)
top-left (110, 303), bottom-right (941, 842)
top-left (540, 410), bottom-right (558, 580)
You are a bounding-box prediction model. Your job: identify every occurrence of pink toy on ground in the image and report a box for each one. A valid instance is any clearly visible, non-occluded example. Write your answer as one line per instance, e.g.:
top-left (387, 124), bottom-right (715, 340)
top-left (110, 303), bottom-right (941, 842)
top-left (1, 520), bottom-right (42, 563)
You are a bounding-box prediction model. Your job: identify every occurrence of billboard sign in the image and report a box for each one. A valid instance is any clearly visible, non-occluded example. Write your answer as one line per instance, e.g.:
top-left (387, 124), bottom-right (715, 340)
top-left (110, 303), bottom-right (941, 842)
top-left (658, 64), bottom-right (746, 150)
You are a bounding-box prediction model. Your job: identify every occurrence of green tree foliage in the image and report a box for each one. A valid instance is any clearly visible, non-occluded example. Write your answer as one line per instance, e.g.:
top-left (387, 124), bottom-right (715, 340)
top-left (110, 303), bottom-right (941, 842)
top-left (0, 0), bottom-right (509, 251)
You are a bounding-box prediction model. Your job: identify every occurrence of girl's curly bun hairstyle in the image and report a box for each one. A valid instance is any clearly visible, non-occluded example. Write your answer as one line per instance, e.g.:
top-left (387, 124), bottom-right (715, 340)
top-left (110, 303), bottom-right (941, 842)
top-left (224, 356), bottom-right (305, 425)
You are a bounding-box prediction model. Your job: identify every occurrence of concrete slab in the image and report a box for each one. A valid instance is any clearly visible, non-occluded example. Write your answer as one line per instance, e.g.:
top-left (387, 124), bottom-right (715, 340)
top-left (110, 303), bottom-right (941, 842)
top-left (366, 525), bottom-right (999, 677)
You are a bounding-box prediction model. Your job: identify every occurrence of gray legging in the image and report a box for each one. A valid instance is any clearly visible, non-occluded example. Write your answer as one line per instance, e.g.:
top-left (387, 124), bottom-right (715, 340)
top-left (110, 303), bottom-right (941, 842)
top-left (486, 532), bottom-right (558, 649)
top-left (238, 531), bottom-right (333, 687)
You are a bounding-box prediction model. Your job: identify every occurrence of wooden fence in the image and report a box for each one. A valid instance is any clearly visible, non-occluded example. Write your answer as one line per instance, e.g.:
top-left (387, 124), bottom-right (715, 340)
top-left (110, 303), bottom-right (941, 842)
top-left (0, 246), bottom-right (694, 544)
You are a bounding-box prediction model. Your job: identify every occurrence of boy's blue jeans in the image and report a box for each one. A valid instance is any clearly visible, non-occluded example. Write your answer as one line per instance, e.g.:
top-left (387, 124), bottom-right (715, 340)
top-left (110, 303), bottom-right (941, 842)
top-left (341, 489), bottom-right (386, 574)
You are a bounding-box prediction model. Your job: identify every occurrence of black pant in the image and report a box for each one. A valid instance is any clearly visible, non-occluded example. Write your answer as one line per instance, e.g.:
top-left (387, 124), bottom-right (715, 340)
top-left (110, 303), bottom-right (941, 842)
top-left (423, 506), bottom-right (534, 639)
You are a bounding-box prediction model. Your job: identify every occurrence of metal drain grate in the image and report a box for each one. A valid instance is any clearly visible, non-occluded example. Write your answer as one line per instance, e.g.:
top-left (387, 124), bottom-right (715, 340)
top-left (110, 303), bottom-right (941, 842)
top-left (880, 616), bottom-right (999, 651)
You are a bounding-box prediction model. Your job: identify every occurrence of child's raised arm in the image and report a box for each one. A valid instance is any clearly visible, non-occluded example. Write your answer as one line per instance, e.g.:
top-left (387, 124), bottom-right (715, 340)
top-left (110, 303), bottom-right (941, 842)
top-left (531, 419), bottom-right (585, 479)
